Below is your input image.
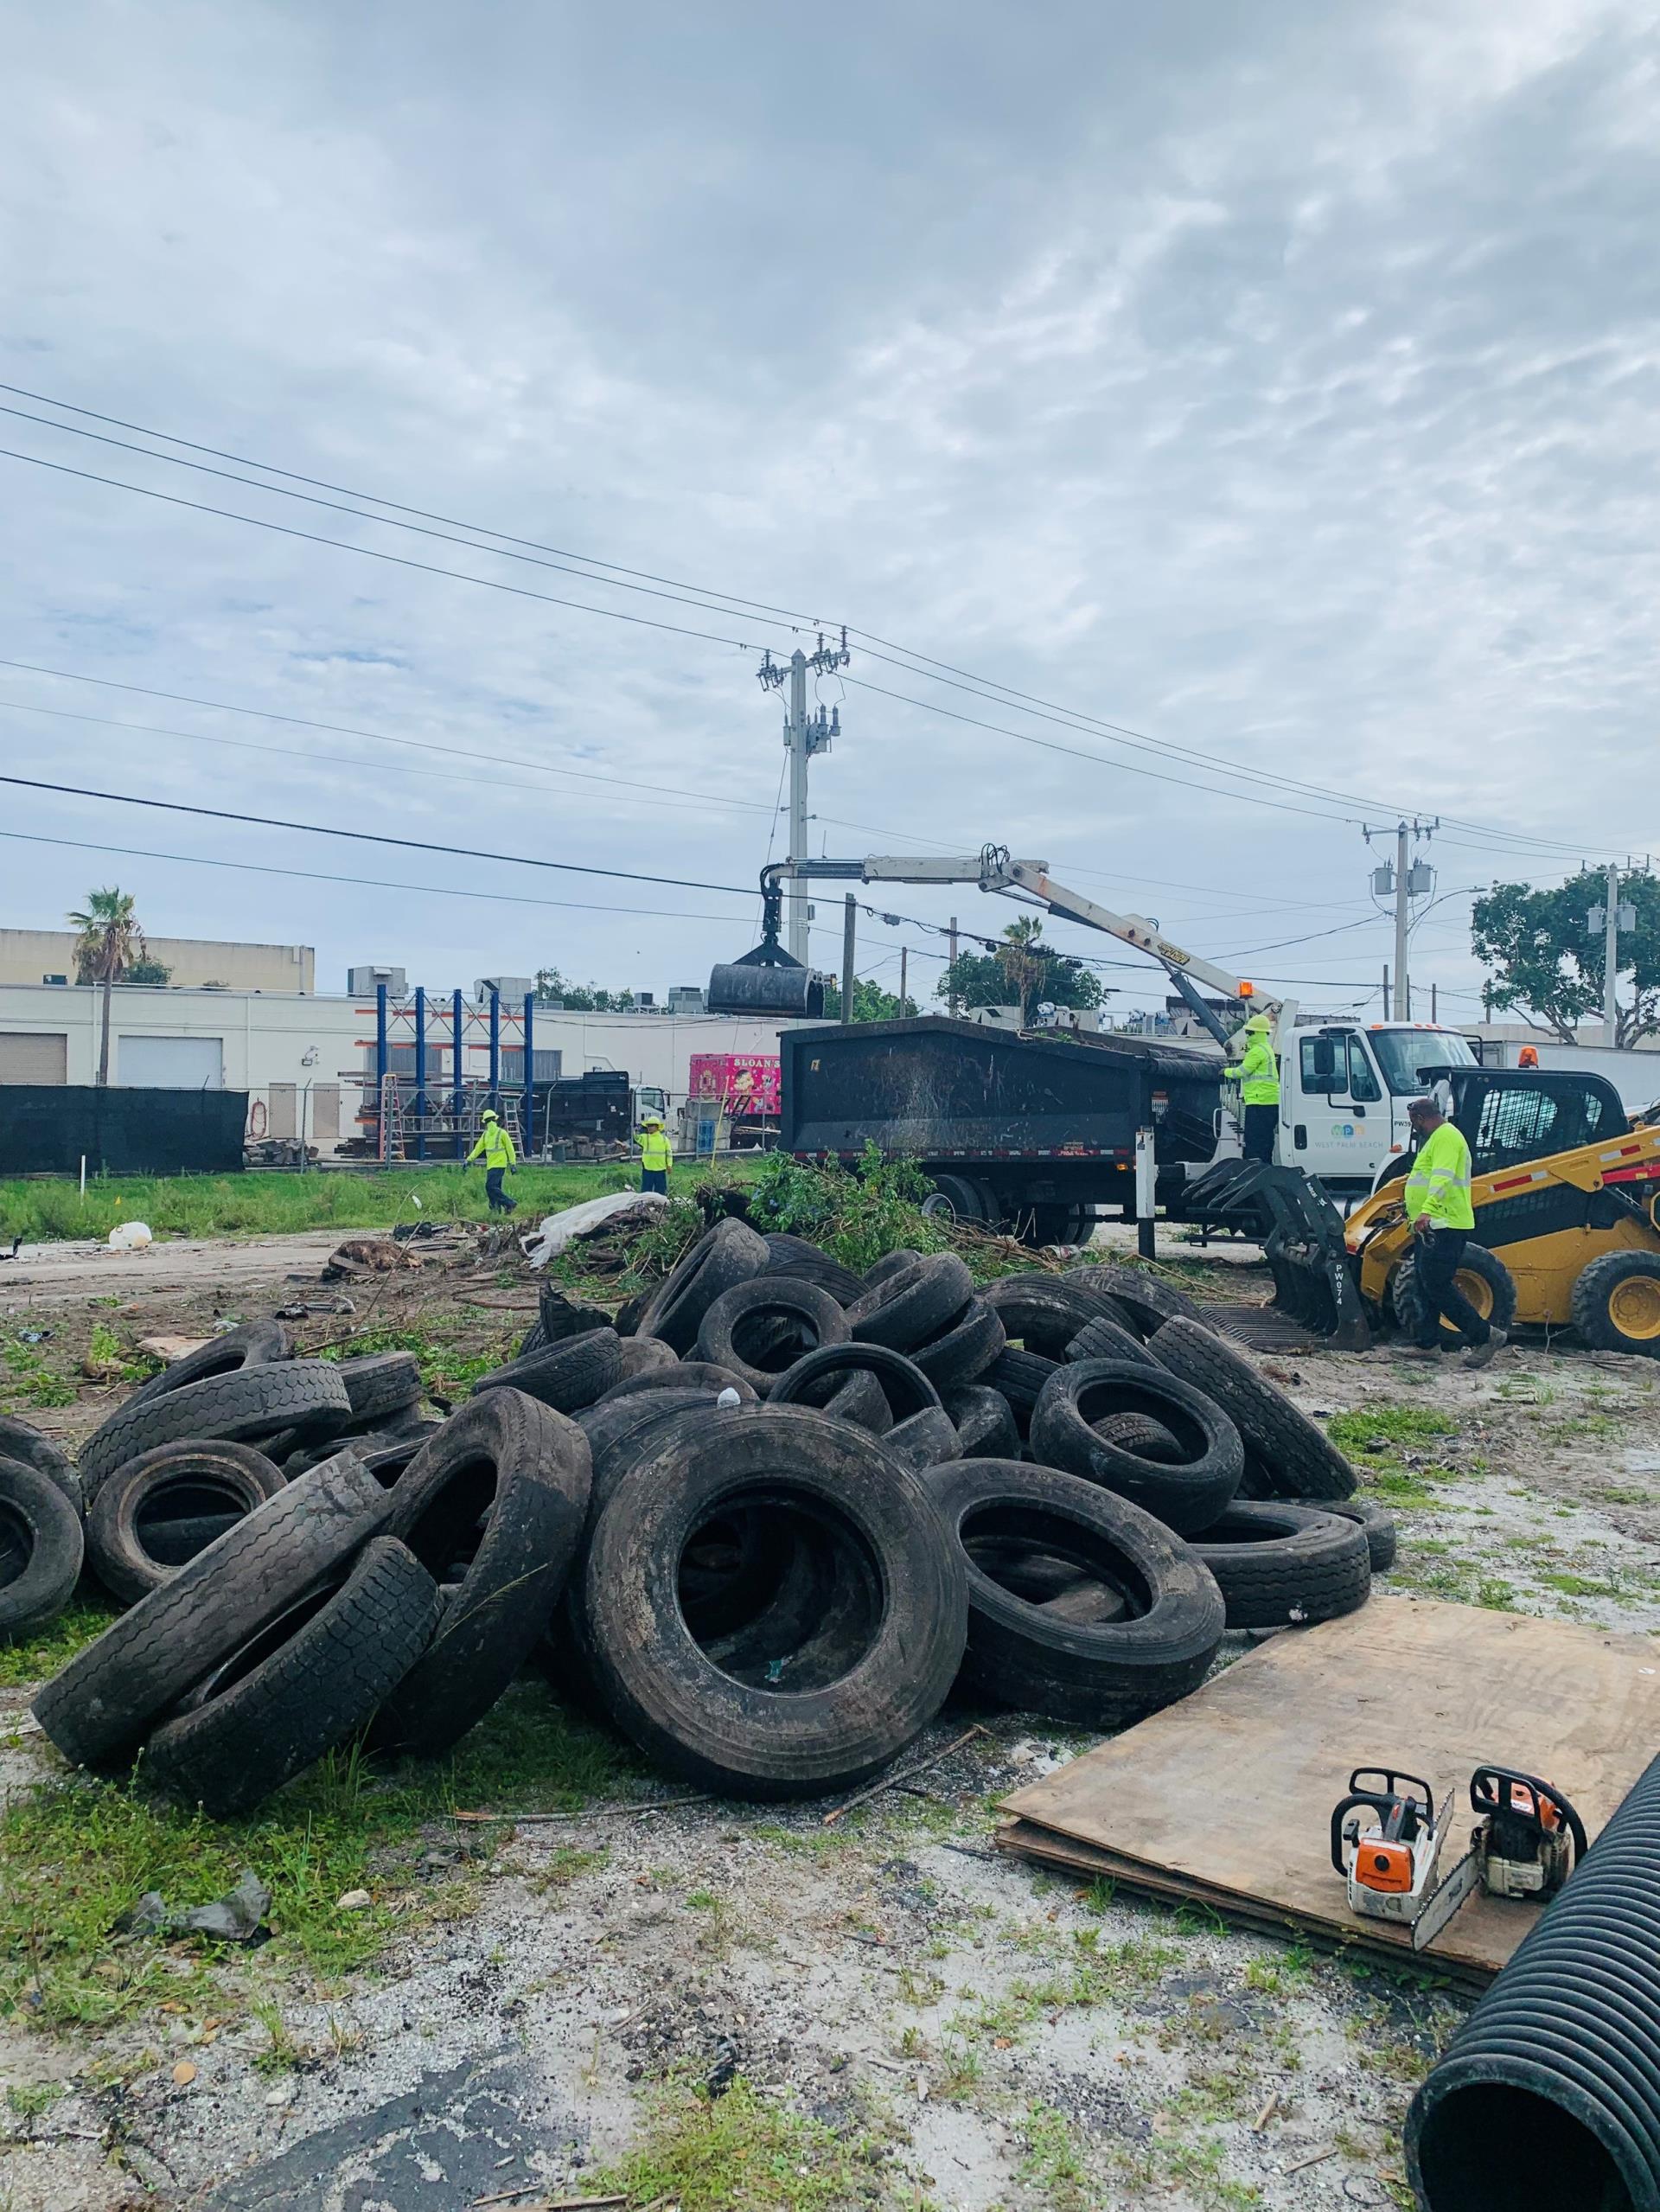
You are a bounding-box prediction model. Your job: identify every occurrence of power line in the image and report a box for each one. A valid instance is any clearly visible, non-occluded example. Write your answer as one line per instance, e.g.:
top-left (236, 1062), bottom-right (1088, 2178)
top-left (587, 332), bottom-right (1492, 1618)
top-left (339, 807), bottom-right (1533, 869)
top-left (0, 772), bottom-right (759, 896)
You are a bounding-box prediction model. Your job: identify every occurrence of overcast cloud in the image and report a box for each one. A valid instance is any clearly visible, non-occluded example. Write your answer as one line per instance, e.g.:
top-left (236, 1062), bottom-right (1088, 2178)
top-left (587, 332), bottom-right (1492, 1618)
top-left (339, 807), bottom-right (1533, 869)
top-left (2, 0), bottom-right (1657, 1019)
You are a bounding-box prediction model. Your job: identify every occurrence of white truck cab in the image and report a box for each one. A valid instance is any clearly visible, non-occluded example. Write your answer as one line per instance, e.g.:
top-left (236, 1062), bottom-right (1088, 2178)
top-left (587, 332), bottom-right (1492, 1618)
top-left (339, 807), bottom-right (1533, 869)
top-left (1219, 1018), bottom-right (1479, 1194)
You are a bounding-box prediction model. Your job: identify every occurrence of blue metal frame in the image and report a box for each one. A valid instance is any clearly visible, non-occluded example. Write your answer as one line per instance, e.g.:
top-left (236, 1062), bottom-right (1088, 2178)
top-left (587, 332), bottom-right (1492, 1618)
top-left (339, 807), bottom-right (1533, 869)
top-left (412, 986), bottom-right (428, 1160)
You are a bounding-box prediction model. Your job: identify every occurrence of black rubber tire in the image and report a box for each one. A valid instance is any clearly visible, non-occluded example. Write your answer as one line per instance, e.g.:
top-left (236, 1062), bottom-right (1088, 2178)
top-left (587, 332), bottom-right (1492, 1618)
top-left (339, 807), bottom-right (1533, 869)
top-left (1571, 1250), bottom-right (1660, 1359)
top-left (884, 1404), bottom-right (964, 1474)
top-left (0, 1459), bottom-right (85, 1640)
top-left (1064, 1314), bottom-right (1163, 1371)
top-left (32, 1455), bottom-right (389, 1768)
top-left (983, 1348), bottom-right (1060, 1436)
top-left (980, 1277), bottom-right (1117, 1359)
top-left (337, 1351), bottom-right (424, 1424)
top-left (145, 1537), bottom-right (441, 1817)
top-left (694, 1277), bottom-right (851, 1397)
top-left (943, 1384), bottom-right (1021, 1461)
top-left (1029, 1361), bottom-right (1244, 1536)
top-left (964, 1537), bottom-right (1129, 1625)
top-left (861, 1248), bottom-right (923, 1292)
top-left (121, 1317), bottom-right (291, 1411)
top-left (611, 1336), bottom-right (681, 1381)
top-left (593, 1361), bottom-right (757, 1409)
top-left (768, 1341), bottom-right (942, 1424)
top-left (1325, 1499), bottom-right (1398, 1572)
top-left (0, 1416), bottom-right (81, 1517)
top-left (908, 1301), bottom-right (1007, 1392)
top-left (371, 1390), bottom-right (593, 1756)
top-left (818, 1368), bottom-right (895, 1435)
top-left (763, 1234), bottom-right (864, 1307)
top-left (77, 1362), bottom-right (354, 1502)
top-left (579, 1389), bottom-right (743, 1496)
top-left (469, 1327), bottom-right (624, 1414)
top-left (144, 1512), bottom-right (242, 1566)
top-left (923, 1458), bottom-right (1226, 1727)
top-left (579, 1405), bottom-right (967, 1798)
top-left (86, 1441), bottom-right (287, 1608)
top-left (1186, 1502), bottom-right (1371, 1629)
top-left (1152, 1317), bottom-right (1356, 1501)
top-left (351, 1429), bottom-right (443, 1488)
top-left (635, 1218), bottom-right (769, 1353)
top-left (846, 1253), bottom-right (975, 1352)
top-left (1393, 1242), bottom-right (1518, 1349)
top-left (1064, 1266), bottom-right (1205, 1341)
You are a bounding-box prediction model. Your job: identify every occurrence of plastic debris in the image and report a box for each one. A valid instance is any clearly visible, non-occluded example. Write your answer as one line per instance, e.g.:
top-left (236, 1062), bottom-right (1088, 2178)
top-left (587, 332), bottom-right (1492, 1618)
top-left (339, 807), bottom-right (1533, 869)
top-left (107, 1220), bottom-right (153, 1250)
top-left (114, 1869), bottom-right (271, 1945)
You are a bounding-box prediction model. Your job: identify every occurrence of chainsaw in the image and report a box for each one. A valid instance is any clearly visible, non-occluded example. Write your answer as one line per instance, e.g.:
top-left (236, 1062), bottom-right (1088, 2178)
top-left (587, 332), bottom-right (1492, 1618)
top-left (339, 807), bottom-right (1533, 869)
top-left (1331, 1764), bottom-right (1587, 1951)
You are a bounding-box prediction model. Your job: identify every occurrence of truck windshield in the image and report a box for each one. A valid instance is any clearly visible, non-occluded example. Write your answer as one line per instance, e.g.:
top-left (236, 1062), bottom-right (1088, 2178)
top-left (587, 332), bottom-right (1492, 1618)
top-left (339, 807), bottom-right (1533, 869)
top-left (1370, 1029), bottom-right (1477, 1095)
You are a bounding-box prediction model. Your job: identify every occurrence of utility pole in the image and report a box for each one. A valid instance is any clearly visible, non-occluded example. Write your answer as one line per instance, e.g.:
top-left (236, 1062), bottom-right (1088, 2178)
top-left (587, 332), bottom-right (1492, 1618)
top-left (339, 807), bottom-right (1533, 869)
top-left (840, 896), bottom-right (858, 1026)
top-left (948, 918), bottom-right (959, 1012)
top-left (757, 629), bottom-right (850, 966)
top-left (899, 945), bottom-right (909, 1013)
top-left (1365, 819), bottom-right (1438, 1023)
top-left (1588, 864), bottom-right (1636, 1048)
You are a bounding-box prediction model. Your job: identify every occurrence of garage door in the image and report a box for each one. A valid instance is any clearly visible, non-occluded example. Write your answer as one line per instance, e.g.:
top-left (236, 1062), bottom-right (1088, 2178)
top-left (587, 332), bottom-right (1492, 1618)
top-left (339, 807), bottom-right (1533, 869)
top-left (0, 1032), bottom-right (68, 1085)
top-left (118, 1035), bottom-right (225, 1090)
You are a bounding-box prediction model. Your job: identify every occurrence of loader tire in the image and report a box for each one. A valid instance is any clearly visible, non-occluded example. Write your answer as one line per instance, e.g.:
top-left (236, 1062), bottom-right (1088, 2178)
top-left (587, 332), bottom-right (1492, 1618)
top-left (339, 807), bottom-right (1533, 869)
top-left (121, 1318), bottom-right (290, 1412)
top-left (1571, 1250), bottom-right (1660, 1359)
top-left (146, 1538), bottom-right (441, 1817)
top-left (1151, 1317), bottom-right (1356, 1501)
top-left (86, 1441), bottom-right (287, 1607)
top-left (635, 1218), bottom-right (769, 1353)
top-left (1029, 1361), bottom-right (1243, 1534)
top-left (1187, 1502), bottom-right (1370, 1629)
top-left (0, 1416), bottom-right (80, 1517)
top-left (1393, 1243), bottom-right (1516, 1349)
top-left (32, 1455), bottom-right (389, 1767)
top-left (0, 1459), bottom-right (85, 1640)
top-left (77, 1362), bottom-right (353, 1503)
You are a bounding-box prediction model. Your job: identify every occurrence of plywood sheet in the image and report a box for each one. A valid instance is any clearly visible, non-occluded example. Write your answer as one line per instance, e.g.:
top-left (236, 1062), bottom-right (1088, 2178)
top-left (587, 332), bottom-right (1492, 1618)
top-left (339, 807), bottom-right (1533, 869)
top-left (999, 1595), bottom-right (1660, 1977)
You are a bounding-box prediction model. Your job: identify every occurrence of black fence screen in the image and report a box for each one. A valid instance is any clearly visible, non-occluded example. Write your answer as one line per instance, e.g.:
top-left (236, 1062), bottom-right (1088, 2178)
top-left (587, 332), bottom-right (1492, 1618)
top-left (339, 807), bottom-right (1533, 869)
top-left (0, 1087), bottom-right (249, 1176)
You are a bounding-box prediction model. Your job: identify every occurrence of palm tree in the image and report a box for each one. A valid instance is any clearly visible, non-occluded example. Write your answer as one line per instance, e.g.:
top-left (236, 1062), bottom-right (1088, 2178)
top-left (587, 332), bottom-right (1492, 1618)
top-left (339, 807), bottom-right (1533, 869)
top-left (68, 888), bottom-right (146, 1086)
top-left (996, 915), bottom-right (1050, 1024)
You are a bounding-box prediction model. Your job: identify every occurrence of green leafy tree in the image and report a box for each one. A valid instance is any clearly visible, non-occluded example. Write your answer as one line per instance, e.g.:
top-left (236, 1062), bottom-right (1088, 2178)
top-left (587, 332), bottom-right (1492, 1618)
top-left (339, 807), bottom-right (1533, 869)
top-left (533, 966), bottom-right (635, 1012)
top-left (67, 887), bottom-right (146, 1085)
top-left (122, 958), bottom-right (173, 988)
top-left (936, 917), bottom-right (1104, 1024)
top-left (1472, 871), bottom-right (1660, 1046)
top-left (819, 977), bottom-right (919, 1022)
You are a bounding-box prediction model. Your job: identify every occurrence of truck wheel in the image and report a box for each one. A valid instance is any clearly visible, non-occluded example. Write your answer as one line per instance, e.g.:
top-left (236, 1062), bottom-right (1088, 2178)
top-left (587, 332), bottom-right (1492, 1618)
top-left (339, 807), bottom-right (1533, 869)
top-left (1571, 1251), bottom-right (1660, 1359)
top-left (920, 1174), bottom-right (987, 1224)
top-left (1391, 1243), bottom-right (1516, 1348)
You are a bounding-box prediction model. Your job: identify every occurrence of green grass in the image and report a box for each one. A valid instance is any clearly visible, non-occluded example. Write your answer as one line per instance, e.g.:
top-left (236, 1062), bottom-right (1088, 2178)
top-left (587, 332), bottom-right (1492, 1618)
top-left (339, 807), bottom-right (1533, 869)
top-left (1325, 1405), bottom-right (1458, 1454)
top-left (0, 1159), bottom-right (756, 1247)
top-left (593, 2075), bottom-right (890, 2212)
top-left (1, 1685), bottom-right (640, 2032)
top-left (0, 1598), bottom-right (119, 1690)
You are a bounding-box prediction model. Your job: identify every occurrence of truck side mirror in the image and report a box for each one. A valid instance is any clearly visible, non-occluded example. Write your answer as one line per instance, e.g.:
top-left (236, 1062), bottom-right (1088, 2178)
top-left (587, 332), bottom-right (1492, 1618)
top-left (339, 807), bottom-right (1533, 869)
top-left (1306, 1038), bottom-right (1338, 1089)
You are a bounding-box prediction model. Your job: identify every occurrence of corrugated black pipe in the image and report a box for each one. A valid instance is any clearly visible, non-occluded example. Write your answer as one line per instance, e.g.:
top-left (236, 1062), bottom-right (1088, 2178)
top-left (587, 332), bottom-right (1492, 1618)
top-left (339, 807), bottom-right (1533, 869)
top-left (1407, 1753), bottom-right (1660, 2212)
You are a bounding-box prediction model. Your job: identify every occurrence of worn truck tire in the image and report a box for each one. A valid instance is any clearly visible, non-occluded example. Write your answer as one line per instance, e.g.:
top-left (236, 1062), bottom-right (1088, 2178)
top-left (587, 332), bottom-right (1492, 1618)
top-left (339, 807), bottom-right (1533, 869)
top-left (908, 1301), bottom-right (1007, 1393)
top-left (610, 1336), bottom-right (681, 1382)
top-left (371, 1390), bottom-right (593, 1756)
top-left (1187, 1501), bottom-right (1371, 1628)
top-left (846, 1253), bottom-right (974, 1352)
top-left (469, 1327), bottom-right (624, 1415)
top-left (144, 1512), bottom-right (242, 1566)
top-left (0, 1416), bottom-right (81, 1517)
top-left (1064, 1266), bottom-right (1205, 1341)
top-left (635, 1218), bottom-right (769, 1353)
top-left (146, 1538), bottom-right (442, 1817)
top-left (1324, 1499), bottom-right (1398, 1573)
top-left (86, 1441), bottom-right (288, 1607)
top-left (983, 1348), bottom-right (1060, 1436)
top-left (980, 1277), bottom-right (1116, 1359)
top-left (1152, 1317), bottom-right (1356, 1501)
top-left (338, 1351), bottom-right (424, 1425)
top-left (861, 1249), bottom-right (923, 1292)
top-left (965, 1537), bottom-right (1129, 1626)
top-left (769, 1342), bottom-right (942, 1426)
top-left (593, 1362), bottom-right (757, 1410)
top-left (694, 1278), bottom-right (851, 1397)
top-left (923, 1458), bottom-right (1225, 1727)
top-left (763, 1234), bottom-right (864, 1307)
top-left (32, 1455), bottom-right (389, 1768)
top-left (122, 1318), bottom-right (291, 1412)
top-left (944, 1384), bottom-right (1022, 1461)
top-left (580, 1405), bottom-right (967, 1797)
top-left (1064, 1314), bottom-right (1163, 1371)
top-left (78, 1362), bottom-right (354, 1502)
top-left (884, 1405), bottom-right (963, 1474)
top-left (816, 1367), bottom-right (896, 1435)
top-left (1030, 1361), bottom-right (1244, 1535)
top-left (0, 1459), bottom-right (85, 1640)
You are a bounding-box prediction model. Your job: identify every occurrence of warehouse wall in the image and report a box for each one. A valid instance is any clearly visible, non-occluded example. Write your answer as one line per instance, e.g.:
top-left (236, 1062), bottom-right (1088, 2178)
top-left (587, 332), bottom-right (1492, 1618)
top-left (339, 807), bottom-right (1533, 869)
top-left (0, 930), bottom-right (315, 993)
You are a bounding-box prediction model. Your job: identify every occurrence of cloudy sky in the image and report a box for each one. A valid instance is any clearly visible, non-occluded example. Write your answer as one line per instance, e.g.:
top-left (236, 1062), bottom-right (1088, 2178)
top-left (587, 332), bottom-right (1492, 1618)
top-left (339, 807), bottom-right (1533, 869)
top-left (3, 0), bottom-right (1655, 1020)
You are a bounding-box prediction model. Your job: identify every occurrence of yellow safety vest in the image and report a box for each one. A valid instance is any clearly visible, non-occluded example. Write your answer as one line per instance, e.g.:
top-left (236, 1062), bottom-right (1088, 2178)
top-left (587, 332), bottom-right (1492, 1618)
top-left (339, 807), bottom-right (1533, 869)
top-left (467, 1119), bottom-right (517, 1169)
top-left (1225, 1032), bottom-right (1280, 1107)
top-left (638, 1128), bottom-right (673, 1173)
top-left (1403, 1121), bottom-right (1474, 1231)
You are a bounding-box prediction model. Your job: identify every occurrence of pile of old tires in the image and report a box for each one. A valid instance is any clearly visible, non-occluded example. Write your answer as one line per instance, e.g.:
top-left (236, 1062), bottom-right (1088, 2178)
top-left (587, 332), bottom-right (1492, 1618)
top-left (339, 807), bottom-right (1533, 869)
top-left (19, 1222), bottom-right (1385, 1818)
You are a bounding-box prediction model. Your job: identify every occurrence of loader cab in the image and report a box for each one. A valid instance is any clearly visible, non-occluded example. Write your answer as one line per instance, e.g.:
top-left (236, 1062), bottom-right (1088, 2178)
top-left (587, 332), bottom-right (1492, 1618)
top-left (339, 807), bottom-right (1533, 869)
top-left (1279, 1022), bottom-right (1478, 1193)
top-left (1368, 1067), bottom-right (1630, 1191)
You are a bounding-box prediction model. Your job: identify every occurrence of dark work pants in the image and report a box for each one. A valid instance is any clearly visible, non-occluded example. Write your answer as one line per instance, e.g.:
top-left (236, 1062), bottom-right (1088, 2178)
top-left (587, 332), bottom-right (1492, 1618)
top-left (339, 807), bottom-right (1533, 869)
top-left (1242, 1104), bottom-right (1277, 1164)
top-left (485, 1166), bottom-right (516, 1213)
top-left (1413, 1227), bottom-right (1490, 1349)
top-left (641, 1169), bottom-right (668, 1194)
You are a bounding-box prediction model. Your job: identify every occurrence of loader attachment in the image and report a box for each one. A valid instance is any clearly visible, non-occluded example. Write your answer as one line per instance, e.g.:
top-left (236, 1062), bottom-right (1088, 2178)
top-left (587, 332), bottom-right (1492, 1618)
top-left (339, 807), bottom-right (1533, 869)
top-left (1172, 1160), bottom-right (1374, 1349)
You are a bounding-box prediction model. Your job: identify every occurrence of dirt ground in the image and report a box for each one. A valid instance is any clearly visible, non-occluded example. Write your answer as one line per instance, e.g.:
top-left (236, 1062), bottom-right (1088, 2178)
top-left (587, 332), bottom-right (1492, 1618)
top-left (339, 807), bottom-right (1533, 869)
top-left (3, 1225), bottom-right (1658, 2211)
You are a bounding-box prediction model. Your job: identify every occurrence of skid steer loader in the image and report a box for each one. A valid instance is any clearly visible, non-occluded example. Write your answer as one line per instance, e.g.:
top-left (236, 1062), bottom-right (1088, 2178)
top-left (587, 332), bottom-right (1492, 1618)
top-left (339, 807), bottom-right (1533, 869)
top-left (1342, 1065), bottom-right (1660, 1352)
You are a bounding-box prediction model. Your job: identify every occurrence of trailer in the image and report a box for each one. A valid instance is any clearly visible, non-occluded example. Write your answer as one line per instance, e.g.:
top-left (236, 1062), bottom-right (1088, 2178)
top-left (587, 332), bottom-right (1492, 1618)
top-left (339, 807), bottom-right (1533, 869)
top-left (779, 1016), bottom-right (1221, 1244)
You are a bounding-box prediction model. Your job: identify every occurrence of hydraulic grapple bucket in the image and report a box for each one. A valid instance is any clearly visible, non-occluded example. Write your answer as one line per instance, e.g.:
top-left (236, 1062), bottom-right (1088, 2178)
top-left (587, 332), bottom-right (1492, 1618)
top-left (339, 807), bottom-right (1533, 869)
top-left (1172, 1160), bottom-right (1373, 1349)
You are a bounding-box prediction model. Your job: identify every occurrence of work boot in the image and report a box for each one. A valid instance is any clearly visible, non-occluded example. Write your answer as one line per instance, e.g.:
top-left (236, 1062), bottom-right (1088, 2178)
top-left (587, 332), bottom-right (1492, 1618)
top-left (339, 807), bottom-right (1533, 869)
top-left (1464, 1329), bottom-right (1508, 1371)
top-left (1395, 1344), bottom-right (1440, 1362)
